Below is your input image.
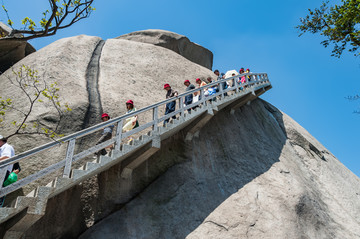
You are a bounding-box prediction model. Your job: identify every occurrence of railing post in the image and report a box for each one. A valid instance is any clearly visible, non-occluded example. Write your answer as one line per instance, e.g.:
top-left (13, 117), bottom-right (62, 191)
top-left (219, 80), bottom-right (224, 98)
top-left (63, 139), bottom-right (76, 178)
top-left (114, 119), bottom-right (123, 151)
top-left (0, 166), bottom-right (7, 190)
top-left (234, 76), bottom-right (240, 93)
top-left (179, 97), bottom-right (185, 120)
top-left (200, 88), bottom-right (205, 105)
top-left (153, 106), bottom-right (158, 132)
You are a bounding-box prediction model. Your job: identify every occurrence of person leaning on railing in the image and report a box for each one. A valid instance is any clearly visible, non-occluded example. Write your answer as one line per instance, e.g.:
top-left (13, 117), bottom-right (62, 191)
top-left (163, 83), bottom-right (178, 126)
top-left (0, 135), bottom-right (21, 207)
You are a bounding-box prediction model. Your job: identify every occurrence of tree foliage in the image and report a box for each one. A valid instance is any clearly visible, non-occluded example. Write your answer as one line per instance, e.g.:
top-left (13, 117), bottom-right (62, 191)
top-left (1, 0), bottom-right (95, 41)
top-left (296, 0), bottom-right (360, 58)
top-left (0, 65), bottom-right (71, 139)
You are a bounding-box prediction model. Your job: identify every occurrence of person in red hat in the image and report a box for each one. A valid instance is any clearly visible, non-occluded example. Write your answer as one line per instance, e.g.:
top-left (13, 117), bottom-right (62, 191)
top-left (184, 80), bottom-right (195, 112)
top-left (194, 78), bottom-right (207, 99)
top-left (95, 113), bottom-right (114, 157)
top-left (163, 84), bottom-right (178, 126)
top-left (245, 68), bottom-right (252, 82)
top-left (122, 100), bottom-right (140, 143)
top-left (125, 100), bottom-right (139, 129)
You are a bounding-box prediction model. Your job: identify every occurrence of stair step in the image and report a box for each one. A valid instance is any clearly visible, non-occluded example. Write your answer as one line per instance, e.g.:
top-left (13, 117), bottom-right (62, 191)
top-left (85, 162), bottom-right (100, 171)
top-left (0, 207), bottom-right (16, 221)
top-left (121, 144), bottom-right (132, 154)
top-left (26, 189), bottom-right (37, 197)
top-left (99, 155), bottom-right (112, 166)
top-left (133, 139), bottom-right (141, 146)
top-left (36, 186), bottom-right (54, 199)
top-left (71, 169), bottom-right (87, 180)
top-left (15, 196), bottom-right (37, 209)
top-left (46, 179), bottom-right (56, 188)
top-left (141, 134), bottom-right (150, 142)
top-left (55, 177), bottom-right (72, 189)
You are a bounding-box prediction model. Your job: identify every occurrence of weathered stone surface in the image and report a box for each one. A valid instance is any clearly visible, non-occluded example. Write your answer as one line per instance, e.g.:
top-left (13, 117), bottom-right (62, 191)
top-left (1, 31), bottom-right (359, 239)
top-left (0, 35), bottom-right (101, 204)
top-left (116, 29), bottom-right (213, 70)
top-left (0, 32), bottom-right (215, 238)
top-left (80, 99), bottom-right (360, 239)
top-left (99, 38), bottom-right (214, 119)
top-left (0, 22), bottom-right (36, 74)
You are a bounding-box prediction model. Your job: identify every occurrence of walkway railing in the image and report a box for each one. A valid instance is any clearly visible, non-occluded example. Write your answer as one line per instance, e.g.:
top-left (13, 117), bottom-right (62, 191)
top-left (0, 73), bottom-right (270, 198)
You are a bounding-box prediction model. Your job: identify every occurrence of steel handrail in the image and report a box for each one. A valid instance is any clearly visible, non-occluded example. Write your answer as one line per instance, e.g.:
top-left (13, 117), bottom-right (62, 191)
top-left (0, 73), bottom-right (270, 197)
top-left (0, 72), bottom-right (267, 167)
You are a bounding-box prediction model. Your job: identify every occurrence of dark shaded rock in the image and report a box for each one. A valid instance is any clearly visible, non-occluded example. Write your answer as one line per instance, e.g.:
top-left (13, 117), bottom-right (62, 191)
top-left (0, 22), bottom-right (36, 74)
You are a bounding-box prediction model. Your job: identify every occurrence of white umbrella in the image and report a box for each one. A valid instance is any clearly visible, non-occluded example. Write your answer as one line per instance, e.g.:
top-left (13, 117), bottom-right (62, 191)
top-left (224, 70), bottom-right (239, 79)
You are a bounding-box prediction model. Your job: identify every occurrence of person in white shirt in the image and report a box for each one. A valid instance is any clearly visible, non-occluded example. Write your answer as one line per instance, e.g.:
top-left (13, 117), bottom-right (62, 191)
top-left (0, 135), bottom-right (20, 207)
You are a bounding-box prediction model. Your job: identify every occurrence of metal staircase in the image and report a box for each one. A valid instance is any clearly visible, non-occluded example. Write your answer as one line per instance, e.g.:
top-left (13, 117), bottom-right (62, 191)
top-left (0, 73), bottom-right (271, 238)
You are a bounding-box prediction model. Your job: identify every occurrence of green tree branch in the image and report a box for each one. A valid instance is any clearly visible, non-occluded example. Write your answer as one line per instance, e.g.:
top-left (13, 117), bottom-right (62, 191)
top-left (0, 0), bottom-right (95, 41)
top-left (296, 0), bottom-right (360, 58)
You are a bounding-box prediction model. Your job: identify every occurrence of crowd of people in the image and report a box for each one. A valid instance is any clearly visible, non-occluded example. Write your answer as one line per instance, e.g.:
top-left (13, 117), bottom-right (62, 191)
top-left (0, 67), bottom-right (253, 207)
top-left (95, 67), bottom-right (253, 156)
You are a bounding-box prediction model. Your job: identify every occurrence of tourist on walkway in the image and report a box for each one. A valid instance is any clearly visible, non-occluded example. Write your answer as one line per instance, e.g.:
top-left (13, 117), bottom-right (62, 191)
top-left (124, 100), bottom-right (139, 130)
top-left (220, 72), bottom-right (228, 96)
top-left (195, 78), bottom-right (207, 99)
top-left (239, 68), bottom-right (246, 84)
top-left (207, 77), bottom-right (218, 102)
top-left (214, 70), bottom-right (222, 81)
top-left (184, 80), bottom-right (195, 112)
top-left (163, 84), bottom-right (178, 126)
top-left (0, 135), bottom-right (20, 207)
top-left (122, 100), bottom-right (140, 143)
top-left (246, 68), bottom-right (252, 82)
top-left (95, 113), bottom-right (114, 157)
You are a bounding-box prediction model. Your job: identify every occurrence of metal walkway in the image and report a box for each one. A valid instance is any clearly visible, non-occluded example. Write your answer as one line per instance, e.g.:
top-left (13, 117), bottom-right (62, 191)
top-left (0, 73), bottom-right (271, 238)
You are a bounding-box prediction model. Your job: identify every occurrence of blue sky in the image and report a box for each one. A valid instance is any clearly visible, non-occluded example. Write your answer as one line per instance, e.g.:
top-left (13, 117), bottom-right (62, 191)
top-left (1, 0), bottom-right (359, 176)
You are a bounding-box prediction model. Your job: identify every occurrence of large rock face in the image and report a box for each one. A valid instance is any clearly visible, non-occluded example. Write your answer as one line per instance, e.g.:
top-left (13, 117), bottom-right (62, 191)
top-left (0, 32), bottom-right (215, 235)
top-left (116, 30), bottom-right (214, 70)
top-left (80, 99), bottom-right (360, 239)
top-left (0, 31), bottom-right (359, 239)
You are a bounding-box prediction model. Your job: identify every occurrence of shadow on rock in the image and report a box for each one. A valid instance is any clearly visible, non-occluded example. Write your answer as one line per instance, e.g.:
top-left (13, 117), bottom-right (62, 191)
top-left (79, 99), bottom-right (288, 239)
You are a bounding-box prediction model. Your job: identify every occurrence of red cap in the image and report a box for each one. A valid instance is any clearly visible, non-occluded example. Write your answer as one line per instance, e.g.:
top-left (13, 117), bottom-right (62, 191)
top-left (196, 78), bottom-right (201, 82)
top-left (246, 68), bottom-right (250, 71)
top-left (101, 113), bottom-right (109, 119)
top-left (126, 100), bottom-right (134, 105)
top-left (184, 80), bottom-right (190, 84)
top-left (164, 84), bottom-right (170, 89)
